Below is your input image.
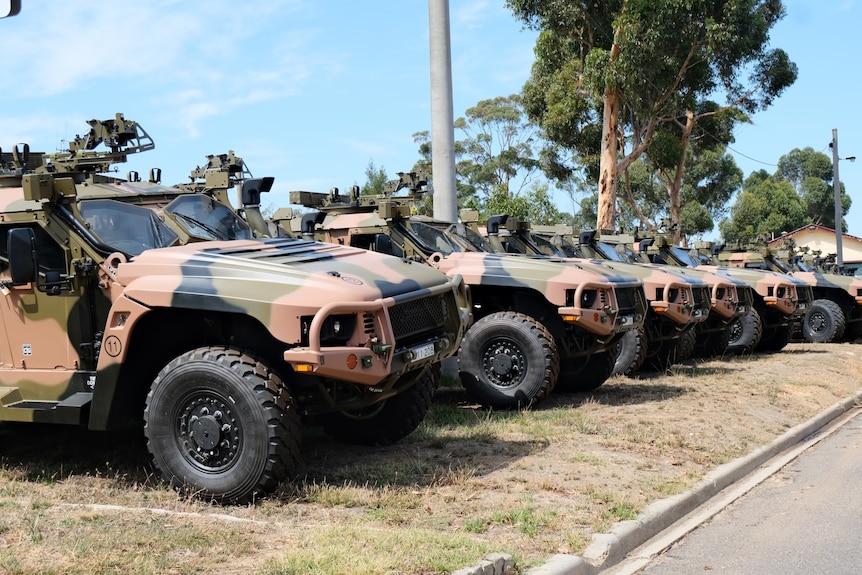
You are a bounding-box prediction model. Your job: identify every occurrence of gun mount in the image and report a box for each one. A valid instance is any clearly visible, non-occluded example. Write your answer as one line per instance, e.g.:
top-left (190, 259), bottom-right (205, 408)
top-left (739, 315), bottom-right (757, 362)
top-left (290, 170), bottom-right (430, 220)
top-left (37, 113), bottom-right (154, 177)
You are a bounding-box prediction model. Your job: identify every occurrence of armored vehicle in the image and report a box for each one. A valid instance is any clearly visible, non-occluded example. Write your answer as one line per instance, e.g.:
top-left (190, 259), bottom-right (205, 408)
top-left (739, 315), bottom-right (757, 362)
top-left (521, 223), bottom-right (750, 360)
top-left (637, 235), bottom-right (812, 353)
top-left (283, 174), bottom-right (648, 407)
top-left (486, 218), bottom-right (713, 374)
top-left (0, 115), bottom-right (469, 502)
top-left (711, 241), bottom-right (862, 344)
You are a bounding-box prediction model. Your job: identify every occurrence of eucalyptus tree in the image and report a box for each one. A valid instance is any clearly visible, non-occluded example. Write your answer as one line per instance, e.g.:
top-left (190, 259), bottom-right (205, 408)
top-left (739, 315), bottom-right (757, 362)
top-left (508, 0), bottom-right (797, 236)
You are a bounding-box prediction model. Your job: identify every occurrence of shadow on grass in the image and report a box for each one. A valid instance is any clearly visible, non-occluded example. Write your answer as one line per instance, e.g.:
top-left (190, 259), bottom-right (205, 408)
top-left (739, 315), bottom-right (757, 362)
top-left (0, 423), bottom-right (153, 487)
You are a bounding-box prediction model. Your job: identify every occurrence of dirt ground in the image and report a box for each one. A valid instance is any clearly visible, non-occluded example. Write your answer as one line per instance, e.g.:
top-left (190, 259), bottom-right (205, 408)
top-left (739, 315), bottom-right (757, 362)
top-left (1, 342), bottom-right (861, 574)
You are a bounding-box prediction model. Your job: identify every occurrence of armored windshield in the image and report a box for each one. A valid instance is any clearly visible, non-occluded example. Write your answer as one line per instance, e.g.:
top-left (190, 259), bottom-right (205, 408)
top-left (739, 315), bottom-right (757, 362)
top-left (396, 220), bottom-right (463, 255)
top-left (529, 233), bottom-right (568, 257)
top-left (595, 241), bottom-right (630, 263)
top-left (79, 199), bottom-right (179, 255)
top-left (765, 255), bottom-right (791, 274)
top-left (445, 223), bottom-right (489, 252)
top-left (165, 194), bottom-right (252, 242)
top-left (668, 245), bottom-right (702, 267)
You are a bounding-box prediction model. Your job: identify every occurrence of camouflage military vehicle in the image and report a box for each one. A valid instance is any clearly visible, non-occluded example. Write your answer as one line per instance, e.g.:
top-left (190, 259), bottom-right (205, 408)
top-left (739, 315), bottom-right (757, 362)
top-left (0, 115), bottom-right (469, 502)
top-left (487, 218), bottom-right (713, 374)
top-left (712, 241), bottom-right (862, 344)
top-left (283, 174), bottom-right (648, 406)
top-left (586, 231), bottom-right (752, 360)
top-left (638, 235), bottom-right (812, 353)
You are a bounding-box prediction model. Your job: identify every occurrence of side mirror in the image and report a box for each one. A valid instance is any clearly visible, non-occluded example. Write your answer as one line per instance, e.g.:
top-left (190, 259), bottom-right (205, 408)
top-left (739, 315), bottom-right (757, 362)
top-left (8, 228), bottom-right (37, 285)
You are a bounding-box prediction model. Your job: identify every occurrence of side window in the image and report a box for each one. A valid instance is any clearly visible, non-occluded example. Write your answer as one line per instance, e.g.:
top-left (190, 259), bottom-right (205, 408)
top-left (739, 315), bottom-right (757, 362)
top-left (0, 224), bottom-right (67, 273)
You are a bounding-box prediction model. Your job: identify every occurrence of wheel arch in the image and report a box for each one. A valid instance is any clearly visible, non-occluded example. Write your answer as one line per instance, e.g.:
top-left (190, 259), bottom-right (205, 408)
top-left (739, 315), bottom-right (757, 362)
top-left (89, 308), bottom-right (290, 430)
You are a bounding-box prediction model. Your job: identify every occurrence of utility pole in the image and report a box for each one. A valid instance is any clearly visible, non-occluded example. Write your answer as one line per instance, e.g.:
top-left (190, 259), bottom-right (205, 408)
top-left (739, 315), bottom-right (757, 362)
top-left (832, 129), bottom-right (845, 268)
top-left (428, 0), bottom-right (458, 222)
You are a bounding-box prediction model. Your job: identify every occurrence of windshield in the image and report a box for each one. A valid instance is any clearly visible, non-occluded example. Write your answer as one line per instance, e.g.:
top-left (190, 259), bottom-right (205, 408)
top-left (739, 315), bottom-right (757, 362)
top-left (529, 233), bottom-right (568, 257)
top-left (399, 220), bottom-right (463, 255)
top-left (165, 194), bottom-right (252, 241)
top-left (445, 223), bottom-right (489, 252)
top-left (79, 199), bottom-right (179, 255)
top-left (766, 255), bottom-right (791, 273)
top-left (595, 241), bottom-right (630, 263)
top-left (669, 245), bottom-right (702, 267)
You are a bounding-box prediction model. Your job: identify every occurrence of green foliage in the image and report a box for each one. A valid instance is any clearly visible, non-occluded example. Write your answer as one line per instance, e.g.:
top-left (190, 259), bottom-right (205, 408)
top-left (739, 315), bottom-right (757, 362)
top-left (361, 160), bottom-right (389, 196)
top-left (774, 147), bottom-right (851, 230)
top-left (719, 177), bottom-right (807, 242)
top-left (414, 95), bottom-right (554, 222)
top-left (508, 0), bottom-right (797, 231)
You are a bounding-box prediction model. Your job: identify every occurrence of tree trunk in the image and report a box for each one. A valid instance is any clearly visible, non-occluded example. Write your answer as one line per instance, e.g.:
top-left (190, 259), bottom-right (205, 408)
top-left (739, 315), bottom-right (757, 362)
top-left (668, 110), bottom-right (695, 244)
top-left (597, 32), bottom-right (623, 233)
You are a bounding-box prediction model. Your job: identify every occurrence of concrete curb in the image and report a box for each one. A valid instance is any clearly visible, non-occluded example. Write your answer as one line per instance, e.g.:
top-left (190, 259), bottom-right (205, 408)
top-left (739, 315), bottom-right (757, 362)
top-left (511, 390), bottom-right (862, 575)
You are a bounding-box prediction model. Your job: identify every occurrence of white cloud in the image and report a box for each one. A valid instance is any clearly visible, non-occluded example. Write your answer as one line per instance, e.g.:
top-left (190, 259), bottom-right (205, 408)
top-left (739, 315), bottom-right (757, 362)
top-left (453, 0), bottom-right (489, 30)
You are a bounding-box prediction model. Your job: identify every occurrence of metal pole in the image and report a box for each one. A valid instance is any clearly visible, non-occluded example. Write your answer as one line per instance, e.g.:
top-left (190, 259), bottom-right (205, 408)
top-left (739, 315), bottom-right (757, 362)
top-left (428, 0), bottom-right (458, 222)
top-left (832, 128), bottom-right (844, 268)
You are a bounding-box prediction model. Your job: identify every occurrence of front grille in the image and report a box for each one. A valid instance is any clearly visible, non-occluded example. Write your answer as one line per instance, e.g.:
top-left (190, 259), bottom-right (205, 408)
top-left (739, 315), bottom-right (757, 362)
top-left (693, 286), bottom-right (711, 309)
top-left (615, 286), bottom-right (646, 317)
top-left (738, 286), bottom-right (752, 308)
top-left (797, 285), bottom-right (813, 305)
top-left (361, 312), bottom-right (375, 335)
top-left (389, 291), bottom-right (455, 345)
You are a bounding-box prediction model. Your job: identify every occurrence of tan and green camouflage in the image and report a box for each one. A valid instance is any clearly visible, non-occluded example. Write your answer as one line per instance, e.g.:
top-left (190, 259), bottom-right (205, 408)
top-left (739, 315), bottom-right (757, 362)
top-left (488, 218), bottom-right (714, 371)
top-left (631, 233), bottom-right (813, 352)
top-left (284, 178), bottom-right (649, 404)
top-left (0, 115), bottom-right (470, 501)
top-left (712, 239), bottom-right (862, 343)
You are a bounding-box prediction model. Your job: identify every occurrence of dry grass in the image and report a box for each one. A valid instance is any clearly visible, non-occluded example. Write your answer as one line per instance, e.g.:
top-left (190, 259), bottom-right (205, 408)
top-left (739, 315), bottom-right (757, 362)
top-left (0, 342), bottom-right (860, 574)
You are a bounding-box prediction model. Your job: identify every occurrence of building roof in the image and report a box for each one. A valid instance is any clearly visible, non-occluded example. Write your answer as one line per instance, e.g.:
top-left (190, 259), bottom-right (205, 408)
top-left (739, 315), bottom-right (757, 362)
top-left (767, 224), bottom-right (862, 246)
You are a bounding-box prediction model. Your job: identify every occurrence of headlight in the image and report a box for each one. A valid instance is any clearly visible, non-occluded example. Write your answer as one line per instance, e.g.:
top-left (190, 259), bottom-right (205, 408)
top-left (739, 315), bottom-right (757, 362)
top-left (300, 314), bottom-right (357, 346)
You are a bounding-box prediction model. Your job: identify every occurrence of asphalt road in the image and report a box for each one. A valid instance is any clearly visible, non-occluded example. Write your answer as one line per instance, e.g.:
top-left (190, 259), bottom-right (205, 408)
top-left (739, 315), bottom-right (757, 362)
top-left (629, 410), bottom-right (862, 574)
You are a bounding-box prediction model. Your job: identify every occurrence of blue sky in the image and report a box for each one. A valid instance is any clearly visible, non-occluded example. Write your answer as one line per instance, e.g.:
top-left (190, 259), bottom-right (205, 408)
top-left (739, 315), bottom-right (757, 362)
top-left (1, 1), bottom-right (860, 240)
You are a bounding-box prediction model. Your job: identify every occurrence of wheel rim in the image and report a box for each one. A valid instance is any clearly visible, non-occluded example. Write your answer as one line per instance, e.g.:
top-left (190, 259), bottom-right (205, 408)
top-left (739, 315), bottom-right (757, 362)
top-left (177, 392), bottom-right (242, 473)
top-left (480, 336), bottom-right (527, 389)
top-left (728, 319), bottom-right (742, 344)
top-left (808, 311), bottom-right (828, 334)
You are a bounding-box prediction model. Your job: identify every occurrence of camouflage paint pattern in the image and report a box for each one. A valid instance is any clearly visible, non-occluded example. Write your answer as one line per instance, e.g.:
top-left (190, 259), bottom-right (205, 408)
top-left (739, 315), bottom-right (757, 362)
top-left (307, 207), bottom-right (647, 338)
top-left (0, 141), bottom-right (469, 428)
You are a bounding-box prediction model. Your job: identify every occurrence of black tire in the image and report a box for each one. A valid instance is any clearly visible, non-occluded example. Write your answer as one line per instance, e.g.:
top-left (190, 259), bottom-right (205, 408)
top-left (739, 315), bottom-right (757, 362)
top-left (676, 328), bottom-right (697, 362)
top-left (144, 346), bottom-right (300, 503)
top-left (458, 311), bottom-right (560, 409)
top-left (643, 337), bottom-right (683, 372)
top-left (556, 348), bottom-right (617, 393)
top-left (694, 323), bottom-right (732, 358)
top-left (612, 327), bottom-right (647, 377)
top-left (726, 307), bottom-right (763, 355)
top-left (757, 321), bottom-right (793, 352)
top-left (801, 299), bottom-right (846, 343)
top-left (317, 364), bottom-right (438, 446)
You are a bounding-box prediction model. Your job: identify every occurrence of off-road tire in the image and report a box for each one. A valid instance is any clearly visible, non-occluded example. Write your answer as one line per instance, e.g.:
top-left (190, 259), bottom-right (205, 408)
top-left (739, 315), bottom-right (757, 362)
top-left (801, 299), bottom-right (846, 343)
top-left (458, 311), bottom-right (559, 409)
top-left (694, 323), bottom-right (732, 358)
top-left (676, 328), bottom-right (697, 362)
top-left (642, 337), bottom-right (684, 372)
top-left (726, 307), bottom-right (763, 355)
top-left (757, 321), bottom-right (794, 352)
top-left (612, 327), bottom-right (648, 377)
top-left (556, 348), bottom-right (618, 393)
top-left (144, 346), bottom-right (300, 503)
top-left (317, 364), bottom-right (438, 446)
